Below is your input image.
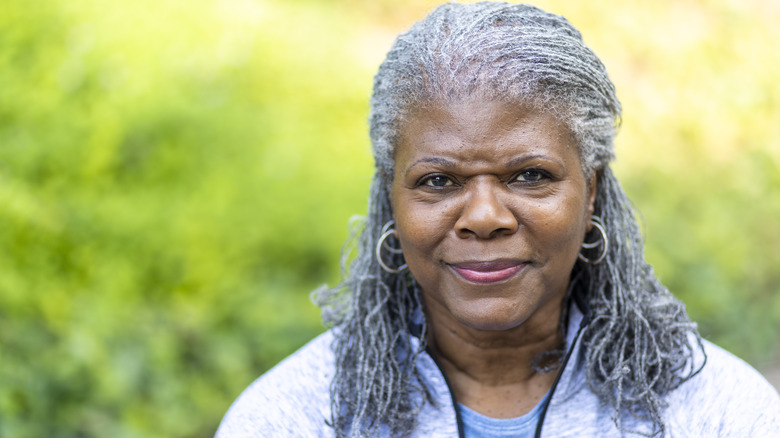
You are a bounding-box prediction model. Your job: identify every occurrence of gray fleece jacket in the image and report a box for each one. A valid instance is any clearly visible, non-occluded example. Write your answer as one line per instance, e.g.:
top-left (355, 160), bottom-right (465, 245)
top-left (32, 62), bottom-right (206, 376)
top-left (216, 306), bottom-right (780, 437)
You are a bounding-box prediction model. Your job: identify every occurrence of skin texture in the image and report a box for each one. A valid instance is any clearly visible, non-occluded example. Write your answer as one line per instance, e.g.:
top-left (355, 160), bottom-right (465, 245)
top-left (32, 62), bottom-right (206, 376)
top-left (391, 97), bottom-right (597, 418)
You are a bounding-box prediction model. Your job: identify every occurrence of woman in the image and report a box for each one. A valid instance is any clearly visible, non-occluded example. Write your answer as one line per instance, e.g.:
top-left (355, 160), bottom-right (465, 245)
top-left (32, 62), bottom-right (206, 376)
top-left (217, 2), bottom-right (780, 437)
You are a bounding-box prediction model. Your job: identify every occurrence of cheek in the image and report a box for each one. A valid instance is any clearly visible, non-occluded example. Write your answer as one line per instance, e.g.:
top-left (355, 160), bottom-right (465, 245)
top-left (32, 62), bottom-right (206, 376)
top-left (530, 195), bottom-right (589, 252)
top-left (391, 199), bottom-right (456, 285)
top-left (392, 194), bottom-right (429, 260)
top-left (394, 211), bottom-right (443, 264)
top-left (393, 192), bottom-right (456, 244)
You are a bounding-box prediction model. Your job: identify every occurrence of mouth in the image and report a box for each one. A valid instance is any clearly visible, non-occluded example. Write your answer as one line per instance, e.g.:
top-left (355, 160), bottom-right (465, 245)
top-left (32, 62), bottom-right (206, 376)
top-left (448, 260), bottom-right (528, 284)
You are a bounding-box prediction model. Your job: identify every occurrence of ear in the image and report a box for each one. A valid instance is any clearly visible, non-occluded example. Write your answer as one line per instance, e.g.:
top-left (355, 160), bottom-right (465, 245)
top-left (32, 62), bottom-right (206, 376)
top-left (586, 172), bottom-right (598, 230)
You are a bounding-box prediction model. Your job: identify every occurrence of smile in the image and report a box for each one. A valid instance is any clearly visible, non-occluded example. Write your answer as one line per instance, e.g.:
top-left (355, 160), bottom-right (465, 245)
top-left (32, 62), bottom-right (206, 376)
top-left (448, 260), bottom-right (528, 284)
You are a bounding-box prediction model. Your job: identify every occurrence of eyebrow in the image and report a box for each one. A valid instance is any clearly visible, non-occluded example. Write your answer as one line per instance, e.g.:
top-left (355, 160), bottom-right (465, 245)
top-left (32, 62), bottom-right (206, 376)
top-left (404, 157), bottom-right (457, 178)
top-left (405, 154), bottom-right (555, 177)
top-left (505, 154), bottom-right (553, 168)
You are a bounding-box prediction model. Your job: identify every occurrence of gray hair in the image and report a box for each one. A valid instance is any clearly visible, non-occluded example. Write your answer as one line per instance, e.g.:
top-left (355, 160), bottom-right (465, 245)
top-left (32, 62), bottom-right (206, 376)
top-left (313, 2), bottom-right (703, 437)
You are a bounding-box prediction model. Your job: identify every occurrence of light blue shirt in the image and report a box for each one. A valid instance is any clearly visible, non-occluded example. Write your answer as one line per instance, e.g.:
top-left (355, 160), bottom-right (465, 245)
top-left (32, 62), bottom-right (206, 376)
top-left (459, 393), bottom-right (548, 438)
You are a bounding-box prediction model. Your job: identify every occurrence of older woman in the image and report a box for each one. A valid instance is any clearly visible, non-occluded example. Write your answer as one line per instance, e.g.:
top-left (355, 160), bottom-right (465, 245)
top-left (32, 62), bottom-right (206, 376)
top-left (217, 2), bottom-right (780, 437)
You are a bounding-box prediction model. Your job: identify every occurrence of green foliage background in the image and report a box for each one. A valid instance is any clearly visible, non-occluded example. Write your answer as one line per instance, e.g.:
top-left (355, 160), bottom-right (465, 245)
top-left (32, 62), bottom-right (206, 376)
top-left (1, 0), bottom-right (778, 436)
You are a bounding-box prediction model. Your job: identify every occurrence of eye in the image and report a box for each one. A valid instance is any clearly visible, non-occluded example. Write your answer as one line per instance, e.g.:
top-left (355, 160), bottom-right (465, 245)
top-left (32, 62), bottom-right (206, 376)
top-left (419, 174), bottom-right (454, 188)
top-left (514, 169), bottom-right (550, 183)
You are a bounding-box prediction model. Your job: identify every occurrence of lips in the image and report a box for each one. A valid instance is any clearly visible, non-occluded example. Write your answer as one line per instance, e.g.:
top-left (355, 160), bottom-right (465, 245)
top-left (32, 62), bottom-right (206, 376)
top-left (449, 260), bottom-right (528, 284)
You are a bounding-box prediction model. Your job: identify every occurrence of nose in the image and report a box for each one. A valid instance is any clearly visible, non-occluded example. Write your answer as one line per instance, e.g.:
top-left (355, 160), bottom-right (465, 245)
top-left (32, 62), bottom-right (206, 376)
top-left (454, 179), bottom-right (518, 239)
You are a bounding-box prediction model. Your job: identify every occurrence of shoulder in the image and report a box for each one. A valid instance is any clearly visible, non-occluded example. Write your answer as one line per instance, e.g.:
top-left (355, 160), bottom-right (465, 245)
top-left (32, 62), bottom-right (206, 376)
top-left (665, 339), bottom-right (780, 436)
top-left (215, 330), bottom-right (336, 438)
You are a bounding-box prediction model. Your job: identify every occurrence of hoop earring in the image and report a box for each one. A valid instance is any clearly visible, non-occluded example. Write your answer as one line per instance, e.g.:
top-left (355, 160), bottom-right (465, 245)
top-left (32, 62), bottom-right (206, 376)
top-left (376, 220), bottom-right (408, 273)
top-left (578, 215), bottom-right (608, 264)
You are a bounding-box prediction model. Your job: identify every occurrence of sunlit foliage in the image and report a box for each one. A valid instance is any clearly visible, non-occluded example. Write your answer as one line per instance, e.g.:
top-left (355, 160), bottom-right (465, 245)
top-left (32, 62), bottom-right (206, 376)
top-left (0, 0), bottom-right (778, 436)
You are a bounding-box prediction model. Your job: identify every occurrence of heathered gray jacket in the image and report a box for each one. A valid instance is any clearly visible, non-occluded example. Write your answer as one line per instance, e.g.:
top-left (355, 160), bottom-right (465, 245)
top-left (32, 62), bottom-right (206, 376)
top-left (217, 306), bottom-right (780, 437)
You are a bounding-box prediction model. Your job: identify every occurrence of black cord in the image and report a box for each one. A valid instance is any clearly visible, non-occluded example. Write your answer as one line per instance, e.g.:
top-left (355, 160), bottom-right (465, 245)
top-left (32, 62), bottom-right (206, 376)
top-left (426, 347), bottom-right (466, 438)
top-left (533, 301), bottom-right (592, 438)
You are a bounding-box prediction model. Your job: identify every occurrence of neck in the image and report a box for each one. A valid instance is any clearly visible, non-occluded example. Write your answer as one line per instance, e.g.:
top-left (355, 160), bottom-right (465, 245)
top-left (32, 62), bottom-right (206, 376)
top-left (425, 296), bottom-right (567, 418)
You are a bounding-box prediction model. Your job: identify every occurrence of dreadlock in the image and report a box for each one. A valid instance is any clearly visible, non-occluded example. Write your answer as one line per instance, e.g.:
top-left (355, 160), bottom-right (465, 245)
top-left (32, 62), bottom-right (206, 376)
top-left (312, 2), bottom-right (703, 436)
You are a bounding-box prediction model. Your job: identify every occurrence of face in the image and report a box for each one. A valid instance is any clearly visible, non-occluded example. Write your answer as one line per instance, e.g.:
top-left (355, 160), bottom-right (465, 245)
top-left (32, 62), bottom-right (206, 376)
top-left (391, 97), bottom-right (596, 332)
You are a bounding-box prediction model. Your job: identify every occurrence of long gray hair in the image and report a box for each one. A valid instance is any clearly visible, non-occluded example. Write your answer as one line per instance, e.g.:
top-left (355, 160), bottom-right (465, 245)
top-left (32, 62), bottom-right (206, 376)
top-left (313, 2), bottom-right (703, 437)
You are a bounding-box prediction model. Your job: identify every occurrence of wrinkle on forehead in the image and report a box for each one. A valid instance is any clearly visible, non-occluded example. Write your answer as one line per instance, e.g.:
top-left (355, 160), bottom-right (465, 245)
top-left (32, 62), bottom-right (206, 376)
top-left (395, 97), bottom-right (582, 178)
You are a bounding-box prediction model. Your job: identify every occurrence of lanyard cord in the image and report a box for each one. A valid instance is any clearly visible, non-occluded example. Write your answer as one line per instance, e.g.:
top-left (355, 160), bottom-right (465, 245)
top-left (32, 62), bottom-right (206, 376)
top-left (533, 307), bottom-right (592, 438)
top-left (426, 346), bottom-right (467, 438)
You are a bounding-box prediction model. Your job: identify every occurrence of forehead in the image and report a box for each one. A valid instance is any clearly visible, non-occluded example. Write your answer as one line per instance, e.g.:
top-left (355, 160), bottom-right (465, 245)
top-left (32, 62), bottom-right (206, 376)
top-left (395, 98), bottom-right (580, 172)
